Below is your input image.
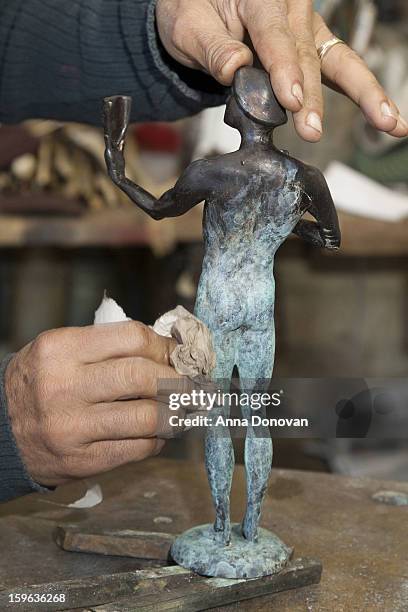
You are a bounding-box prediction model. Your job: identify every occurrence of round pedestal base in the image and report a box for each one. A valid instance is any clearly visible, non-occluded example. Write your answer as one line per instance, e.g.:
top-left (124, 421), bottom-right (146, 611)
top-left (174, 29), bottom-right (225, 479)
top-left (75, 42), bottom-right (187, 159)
top-left (170, 523), bottom-right (292, 579)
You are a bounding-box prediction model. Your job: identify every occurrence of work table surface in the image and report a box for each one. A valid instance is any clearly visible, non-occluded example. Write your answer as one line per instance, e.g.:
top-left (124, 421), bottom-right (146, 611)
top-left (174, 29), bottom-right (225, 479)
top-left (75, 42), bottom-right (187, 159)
top-left (0, 458), bottom-right (407, 611)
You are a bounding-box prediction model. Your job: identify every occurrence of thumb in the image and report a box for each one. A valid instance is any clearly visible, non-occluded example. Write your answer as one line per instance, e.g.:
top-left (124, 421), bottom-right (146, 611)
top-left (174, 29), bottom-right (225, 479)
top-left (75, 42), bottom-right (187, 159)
top-left (193, 28), bottom-right (253, 85)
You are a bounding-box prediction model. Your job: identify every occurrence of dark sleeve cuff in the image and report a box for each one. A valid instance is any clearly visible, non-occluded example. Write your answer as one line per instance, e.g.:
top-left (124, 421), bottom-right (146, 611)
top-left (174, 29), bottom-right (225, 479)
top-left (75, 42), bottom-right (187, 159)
top-left (0, 354), bottom-right (49, 503)
top-left (121, 0), bottom-right (228, 122)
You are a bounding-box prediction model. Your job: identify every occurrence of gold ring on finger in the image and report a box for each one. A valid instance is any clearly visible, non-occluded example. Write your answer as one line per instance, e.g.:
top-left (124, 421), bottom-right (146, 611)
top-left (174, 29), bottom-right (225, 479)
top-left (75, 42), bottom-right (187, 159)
top-left (317, 37), bottom-right (346, 63)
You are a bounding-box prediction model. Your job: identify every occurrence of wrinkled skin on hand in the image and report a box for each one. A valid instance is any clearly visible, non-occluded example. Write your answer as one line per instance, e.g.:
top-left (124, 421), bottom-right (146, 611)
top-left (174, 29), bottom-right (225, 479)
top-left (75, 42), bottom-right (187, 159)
top-left (4, 322), bottom-right (193, 487)
top-left (157, 0), bottom-right (408, 141)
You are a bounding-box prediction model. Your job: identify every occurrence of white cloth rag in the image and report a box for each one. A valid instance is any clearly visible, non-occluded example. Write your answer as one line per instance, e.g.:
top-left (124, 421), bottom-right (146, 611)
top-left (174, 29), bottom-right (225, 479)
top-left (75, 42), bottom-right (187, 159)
top-left (94, 295), bottom-right (216, 378)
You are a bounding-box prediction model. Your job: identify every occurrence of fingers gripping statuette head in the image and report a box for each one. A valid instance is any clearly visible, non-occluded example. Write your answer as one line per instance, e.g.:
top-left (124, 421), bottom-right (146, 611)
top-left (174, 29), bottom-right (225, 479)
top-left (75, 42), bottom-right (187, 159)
top-left (231, 67), bottom-right (288, 128)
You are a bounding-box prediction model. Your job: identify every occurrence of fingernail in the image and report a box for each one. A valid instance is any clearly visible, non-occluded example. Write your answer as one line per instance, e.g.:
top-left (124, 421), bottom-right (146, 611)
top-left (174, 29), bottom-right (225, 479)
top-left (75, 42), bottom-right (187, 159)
top-left (381, 102), bottom-right (398, 120)
top-left (292, 83), bottom-right (304, 106)
top-left (306, 112), bottom-right (322, 134)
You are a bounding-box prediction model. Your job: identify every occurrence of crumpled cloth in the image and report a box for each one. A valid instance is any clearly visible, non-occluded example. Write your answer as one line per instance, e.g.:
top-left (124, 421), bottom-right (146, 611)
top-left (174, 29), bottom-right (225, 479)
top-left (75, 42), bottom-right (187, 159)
top-left (93, 296), bottom-right (216, 378)
top-left (93, 296), bottom-right (217, 438)
top-left (94, 292), bottom-right (131, 324)
top-left (153, 305), bottom-right (216, 378)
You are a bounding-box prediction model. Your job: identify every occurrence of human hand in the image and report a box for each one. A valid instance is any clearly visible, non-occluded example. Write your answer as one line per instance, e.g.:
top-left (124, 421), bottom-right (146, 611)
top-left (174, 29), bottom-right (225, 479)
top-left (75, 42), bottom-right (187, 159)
top-left (4, 322), bottom-right (189, 487)
top-left (156, 0), bottom-right (408, 142)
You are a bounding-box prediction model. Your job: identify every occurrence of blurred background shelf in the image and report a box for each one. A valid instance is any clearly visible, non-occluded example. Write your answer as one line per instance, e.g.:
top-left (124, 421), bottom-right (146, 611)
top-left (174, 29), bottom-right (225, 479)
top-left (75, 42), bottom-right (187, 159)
top-left (337, 212), bottom-right (408, 256)
top-left (1, 208), bottom-right (408, 256)
top-left (0, 206), bottom-right (203, 249)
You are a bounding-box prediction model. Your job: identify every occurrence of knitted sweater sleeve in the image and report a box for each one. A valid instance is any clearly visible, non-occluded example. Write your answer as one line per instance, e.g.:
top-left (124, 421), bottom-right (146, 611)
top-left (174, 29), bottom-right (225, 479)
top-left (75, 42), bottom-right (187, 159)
top-left (0, 354), bottom-right (49, 502)
top-left (0, 0), bottom-right (227, 125)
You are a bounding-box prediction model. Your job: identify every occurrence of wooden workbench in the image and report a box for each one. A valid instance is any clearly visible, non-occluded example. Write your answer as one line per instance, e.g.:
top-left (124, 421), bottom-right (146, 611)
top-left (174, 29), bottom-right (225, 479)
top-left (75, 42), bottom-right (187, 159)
top-left (0, 458), bottom-right (407, 611)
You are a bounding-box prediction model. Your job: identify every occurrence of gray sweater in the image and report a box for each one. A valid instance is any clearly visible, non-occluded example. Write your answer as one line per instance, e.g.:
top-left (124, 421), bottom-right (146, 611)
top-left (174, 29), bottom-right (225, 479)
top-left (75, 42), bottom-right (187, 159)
top-left (0, 0), bottom-right (226, 502)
